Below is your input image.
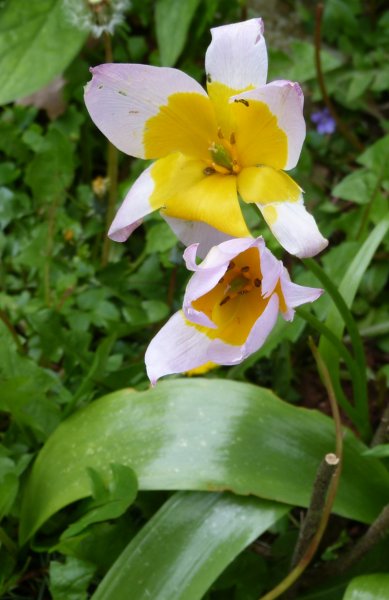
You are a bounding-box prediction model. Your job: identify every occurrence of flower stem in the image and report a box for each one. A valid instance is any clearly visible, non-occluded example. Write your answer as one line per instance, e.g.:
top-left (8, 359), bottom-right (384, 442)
top-left (258, 341), bottom-right (343, 600)
top-left (290, 453), bottom-right (339, 569)
top-left (101, 32), bottom-right (119, 267)
top-left (302, 258), bottom-right (370, 437)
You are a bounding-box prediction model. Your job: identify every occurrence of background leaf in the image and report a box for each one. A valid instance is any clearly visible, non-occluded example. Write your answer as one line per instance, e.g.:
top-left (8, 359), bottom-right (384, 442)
top-left (60, 464), bottom-right (138, 540)
top-left (343, 574), bottom-right (389, 600)
top-left (155, 0), bottom-right (202, 66)
top-left (0, 0), bottom-right (87, 105)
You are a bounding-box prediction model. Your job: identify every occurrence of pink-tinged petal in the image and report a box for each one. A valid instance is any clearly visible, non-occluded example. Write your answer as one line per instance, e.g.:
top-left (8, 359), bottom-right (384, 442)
top-left (183, 237), bottom-right (258, 312)
top-left (84, 64), bottom-right (208, 158)
top-left (145, 311), bottom-right (211, 385)
top-left (258, 199), bottom-right (328, 258)
top-left (257, 242), bottom-right (283, 298)
top-left (232, 80), bottom-right (305, 170)
top-left (182, 237), bottom-right (260, 328)
top-left (184, 237), bottom-right (256, 272)
top-left (207, 294), bottom-right (279, 364)
top-left (162, 216), bottom-right (234, 258)
top-left (108, 164), bottom-right (156, 242)
top-left (205, 19), bottom-right (268, 90)
top-left (280, 277), bottom-right (323, 317)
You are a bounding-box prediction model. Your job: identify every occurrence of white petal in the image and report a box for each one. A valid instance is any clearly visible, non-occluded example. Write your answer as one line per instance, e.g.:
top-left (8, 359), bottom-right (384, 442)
top-left (232, 80), bottom-right (305, 170)
top-left (258, 242), bottom-right (283, 298)
top-left (145, 311), bottom-right (211, 385)
top-left (84, 64), bottom-right (207, 158)
top-left (205, 19), bottom-right (268, 90)
top-left (108, 165), bottom-right (155, 242)
top-left (162, 216), bottom-right (234, 258)
top-left (281, 278), bottom-right (323, 312)
top-left (258, 199), bottom-right (328, 258)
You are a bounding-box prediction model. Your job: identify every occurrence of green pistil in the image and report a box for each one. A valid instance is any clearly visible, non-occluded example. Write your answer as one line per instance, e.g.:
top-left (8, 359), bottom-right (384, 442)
top-left (229, 276), bottom-right (248, 293)
top-left (210, 143), bottom-right (233, 170)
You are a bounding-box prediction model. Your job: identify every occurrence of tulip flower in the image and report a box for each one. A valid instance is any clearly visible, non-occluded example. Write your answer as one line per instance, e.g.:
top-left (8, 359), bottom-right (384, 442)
top-left (145, 237), bottom-right (322, 384)
top-left (84, 19), bottom-right (327, 258)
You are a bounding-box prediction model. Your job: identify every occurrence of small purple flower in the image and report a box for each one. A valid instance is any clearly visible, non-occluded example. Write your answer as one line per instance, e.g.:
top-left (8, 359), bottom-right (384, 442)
top-left (145, 237), bottom-right (323, 384)
top-left (311, 108), bottom-right (336, 135)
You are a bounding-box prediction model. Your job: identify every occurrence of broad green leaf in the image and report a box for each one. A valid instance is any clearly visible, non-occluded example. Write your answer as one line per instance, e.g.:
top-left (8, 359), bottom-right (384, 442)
top-left (155, 0), bottom-right (201, 66)
top-left (20, 379), bottom-right (389, 542)
top-left (92, 492), bottom-right (288, 600)
top-left (343, 574), bottom-right (389, 599)
top-left (0, 0), bottom-right (87, 105)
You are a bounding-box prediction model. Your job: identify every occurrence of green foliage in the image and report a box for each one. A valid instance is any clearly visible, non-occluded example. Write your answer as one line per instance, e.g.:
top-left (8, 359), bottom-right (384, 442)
top-left (0, 0), bottom-right (87, 105)
top-left (1, 0), bottom-right (389, 598)
top-left (49, 556), bottom-right (96, 600)
top-left (20, 380), bottom-right (389, 542)
top-left (91, 492), bottom-right (288, 600)
top-left (155, 0), bottom-right (202, 66)
top-left (343, 574), bottom-right (389, 600)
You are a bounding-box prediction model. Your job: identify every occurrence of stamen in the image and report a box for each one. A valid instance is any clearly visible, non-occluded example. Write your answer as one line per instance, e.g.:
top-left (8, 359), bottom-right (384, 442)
top-left (218, 277), bottom-right (225, 284)
top-left (241, 266), bottom-right (250, 273)
top-left (217, 127), bottom-right (224, 140)
top-left (219, 295), bottom-right (231, 306)
top-left (230, 132), bottom-right (236, 145)
top-left (254, 278), bottom-right (262, 287)
top-left (227, 261), bottom-right (235, 271)
top-left (238, 290), bottom-right (249, 295)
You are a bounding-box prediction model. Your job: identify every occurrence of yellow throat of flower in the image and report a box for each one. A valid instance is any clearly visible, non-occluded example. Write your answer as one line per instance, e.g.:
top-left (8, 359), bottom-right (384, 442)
top-left (207, 128), bottom-right (241, 175)
top-left (191, 247), bottom-right (271, 345)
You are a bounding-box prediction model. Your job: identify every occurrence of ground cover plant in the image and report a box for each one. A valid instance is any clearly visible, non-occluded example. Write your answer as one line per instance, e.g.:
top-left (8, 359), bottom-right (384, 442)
top-left (0, 0), bottom-right (389, 598)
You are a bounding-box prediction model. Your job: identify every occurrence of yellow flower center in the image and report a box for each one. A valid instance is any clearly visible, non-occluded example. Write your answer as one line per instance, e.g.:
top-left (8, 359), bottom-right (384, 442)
top-left (191, 247), bottom-right (271, 345)
top-left (206, 128), bottom-right (241, 176)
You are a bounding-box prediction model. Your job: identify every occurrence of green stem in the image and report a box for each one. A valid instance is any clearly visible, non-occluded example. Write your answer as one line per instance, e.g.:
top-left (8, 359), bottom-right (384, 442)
top-left (314, 4), bottom-right (363, 152)
top-left (0, 310), bottom-right (25, 354)
top-left (101, 32), bottom-right (119, 267)
top-left (44, 197), bottom-right (60, 306)
top-left (296, 308), bottom-right (358, 386)
top-left (302, 258), bottom-right (370, 434)
top-left (296, 308), bottom-right (360, 423)
top-left (101, 143), bottom-right (119, 267)
top-left (357, 162), bottom-right (386, 240)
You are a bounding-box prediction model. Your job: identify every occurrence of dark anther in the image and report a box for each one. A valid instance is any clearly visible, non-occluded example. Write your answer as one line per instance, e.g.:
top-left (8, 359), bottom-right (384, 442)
top-left (254, 278), bottom-right (262, 287)
top-left (234, 98), bottom-right (249, 107)
top-left (203, 167), bottom-right (215, 176)
top-left (227, 261), bottom-right (235, 271)
top-left (220, 295), bottom-right (231, 306)
top-left (218, 277), bottom-right (225, 284)
top-left (238, 289), bottom-right (249, 295)
top-left (230, 132), bottom-right (236, 144)
top-left (241, 266), bottom-right (249, 273)
top-left (207, 73), bottom-right (212, 83)
top-left (217, 127), bottom-right (224, 139)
